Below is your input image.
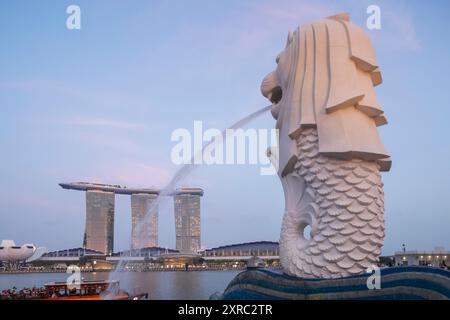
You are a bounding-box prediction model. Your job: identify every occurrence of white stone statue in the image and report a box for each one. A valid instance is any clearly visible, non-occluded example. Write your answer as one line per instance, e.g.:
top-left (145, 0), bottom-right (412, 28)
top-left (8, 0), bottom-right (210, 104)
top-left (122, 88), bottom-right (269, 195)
top-left (262, 13), bottom-right (391, 278)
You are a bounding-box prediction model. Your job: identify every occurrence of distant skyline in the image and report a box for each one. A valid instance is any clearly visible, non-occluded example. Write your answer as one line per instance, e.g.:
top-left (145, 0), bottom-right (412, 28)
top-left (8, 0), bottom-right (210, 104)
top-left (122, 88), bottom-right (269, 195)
top-left (1, 0), bottom-right (449, 254)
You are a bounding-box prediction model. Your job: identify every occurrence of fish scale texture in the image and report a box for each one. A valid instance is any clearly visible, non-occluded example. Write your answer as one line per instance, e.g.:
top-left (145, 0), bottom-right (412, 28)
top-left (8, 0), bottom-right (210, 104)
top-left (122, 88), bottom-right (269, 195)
top-left (280, 128), bottom-right (385, 278)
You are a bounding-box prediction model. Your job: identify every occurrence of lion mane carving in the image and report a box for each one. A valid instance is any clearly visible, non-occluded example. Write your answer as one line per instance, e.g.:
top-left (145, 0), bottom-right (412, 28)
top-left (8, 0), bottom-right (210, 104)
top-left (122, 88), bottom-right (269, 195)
top-left (262, 13), bottom-right (391, 278)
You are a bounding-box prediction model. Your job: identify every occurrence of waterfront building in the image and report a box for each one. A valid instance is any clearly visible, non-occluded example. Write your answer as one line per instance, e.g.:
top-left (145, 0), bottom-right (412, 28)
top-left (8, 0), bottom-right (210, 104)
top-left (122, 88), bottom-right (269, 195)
top-left (84, 190), bottom-right (115, 255)
top-left (13, 241), bottom-right (281, 271)
top-left (174, 188), bottom-right (204, 253)
top-left (203, 241), bottom-right (279, 259)
top-left (33, 247), bottom-right (112, 271)
top-left (29, 247), bottom-right (177, 268)
top-left (42, 247), bottom-right (104, 258)
top-left (202, 241), bottom-right (281, 269)
top-left (131, 194), bottom-right (158, 249)
top-left (111, 247), bottom-right (178, 259)
top-left (393, 247), bottom-right (449, 268)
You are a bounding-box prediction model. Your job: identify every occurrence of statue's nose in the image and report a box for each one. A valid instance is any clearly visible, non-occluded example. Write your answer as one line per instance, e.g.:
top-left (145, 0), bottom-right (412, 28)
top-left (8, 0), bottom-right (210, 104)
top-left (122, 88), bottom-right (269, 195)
top-left (261, 71), bottom-right (280, 101)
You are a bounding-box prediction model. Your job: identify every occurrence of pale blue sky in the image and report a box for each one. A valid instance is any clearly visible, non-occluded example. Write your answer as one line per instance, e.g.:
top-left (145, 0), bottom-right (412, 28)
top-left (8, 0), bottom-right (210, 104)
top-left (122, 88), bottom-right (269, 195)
top-left (0, 0), bottom-right (449, 254)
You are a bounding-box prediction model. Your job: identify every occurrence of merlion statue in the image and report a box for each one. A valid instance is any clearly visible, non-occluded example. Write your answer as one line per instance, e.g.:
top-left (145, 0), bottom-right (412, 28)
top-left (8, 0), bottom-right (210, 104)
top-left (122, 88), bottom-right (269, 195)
top-left (262, 13), bottom-right (391, 278)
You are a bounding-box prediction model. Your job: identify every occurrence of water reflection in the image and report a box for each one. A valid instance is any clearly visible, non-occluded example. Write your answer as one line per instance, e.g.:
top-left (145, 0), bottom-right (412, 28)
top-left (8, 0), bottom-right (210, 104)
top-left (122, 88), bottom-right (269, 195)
top-left (0, 271), bottom-right (240, 300)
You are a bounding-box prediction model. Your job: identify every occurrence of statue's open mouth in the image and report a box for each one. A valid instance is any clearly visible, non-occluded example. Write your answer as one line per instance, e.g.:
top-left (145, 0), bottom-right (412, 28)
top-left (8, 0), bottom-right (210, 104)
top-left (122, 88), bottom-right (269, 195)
top-left (268, 86), bottom-right (283, 105)
top-left (261, 71), bottom-right (283, 120)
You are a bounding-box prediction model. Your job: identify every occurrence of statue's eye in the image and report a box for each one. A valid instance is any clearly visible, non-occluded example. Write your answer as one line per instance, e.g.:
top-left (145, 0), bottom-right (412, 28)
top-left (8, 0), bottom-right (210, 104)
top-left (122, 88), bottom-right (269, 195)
top-left (276, 55), bottom-right (281, 64)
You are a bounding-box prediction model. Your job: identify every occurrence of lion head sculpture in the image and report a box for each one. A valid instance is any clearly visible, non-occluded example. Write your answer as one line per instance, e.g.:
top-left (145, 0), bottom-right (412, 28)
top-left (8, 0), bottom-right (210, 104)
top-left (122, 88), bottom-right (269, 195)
top-left (262, 13), bottom-right (391, 177)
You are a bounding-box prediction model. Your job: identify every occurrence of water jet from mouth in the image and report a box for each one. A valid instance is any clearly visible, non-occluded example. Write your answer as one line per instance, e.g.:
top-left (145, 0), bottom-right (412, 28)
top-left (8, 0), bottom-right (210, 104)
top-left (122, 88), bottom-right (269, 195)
top-left (105, 105), bottom-right (272, 298)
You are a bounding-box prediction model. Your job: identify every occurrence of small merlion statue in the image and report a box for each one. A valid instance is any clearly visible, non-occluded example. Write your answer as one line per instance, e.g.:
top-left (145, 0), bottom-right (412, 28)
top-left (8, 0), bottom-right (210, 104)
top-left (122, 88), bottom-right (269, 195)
top-left (262, 13), bottom-right (391, 278)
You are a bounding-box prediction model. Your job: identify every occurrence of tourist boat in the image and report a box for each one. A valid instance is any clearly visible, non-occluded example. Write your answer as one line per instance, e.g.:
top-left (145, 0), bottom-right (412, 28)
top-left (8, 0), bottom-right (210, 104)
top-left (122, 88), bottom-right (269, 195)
top-left (42, 280), bottom-right (148, 300)
top-left (1, 280), bottom-right (148, 300)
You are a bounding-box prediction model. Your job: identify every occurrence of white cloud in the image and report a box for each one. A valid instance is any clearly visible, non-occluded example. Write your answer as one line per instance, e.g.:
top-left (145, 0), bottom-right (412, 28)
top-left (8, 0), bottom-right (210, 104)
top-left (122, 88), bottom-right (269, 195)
top-left (250, 0), bottom-right (334, 23)
top-left (217, 0), bottom-right (333, 55)
top-left (157, 0), bottom-right (333, 63)
top-left (97, 163), bottom-right (171, 189)
top-left (244, 0), bottom-right (422, 53)
top-left (67, 116), bottom-right (147, 131)
top-left (77, 132), bottom-right (145, 154)
top-left (340, 0), bottom-right (422, 52)
top-left (376, 8), bottom-right (421, 52)
top-left (172, 0), bottom-right (421, 61)
top-left (0, 190), bottom-right (78, 214)
top-left (0, 79), bottom-right (154, 112)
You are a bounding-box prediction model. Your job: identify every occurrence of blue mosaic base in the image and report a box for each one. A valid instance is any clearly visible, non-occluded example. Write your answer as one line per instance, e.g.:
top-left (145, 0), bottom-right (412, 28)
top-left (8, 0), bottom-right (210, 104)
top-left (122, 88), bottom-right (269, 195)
top-left (222, 266), bottom-right (450, 300)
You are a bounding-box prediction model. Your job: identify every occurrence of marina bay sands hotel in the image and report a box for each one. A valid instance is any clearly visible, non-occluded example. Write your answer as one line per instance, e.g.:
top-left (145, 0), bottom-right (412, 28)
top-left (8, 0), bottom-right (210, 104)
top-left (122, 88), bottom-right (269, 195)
top-left (59, 182), bottom-right (203, 255)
